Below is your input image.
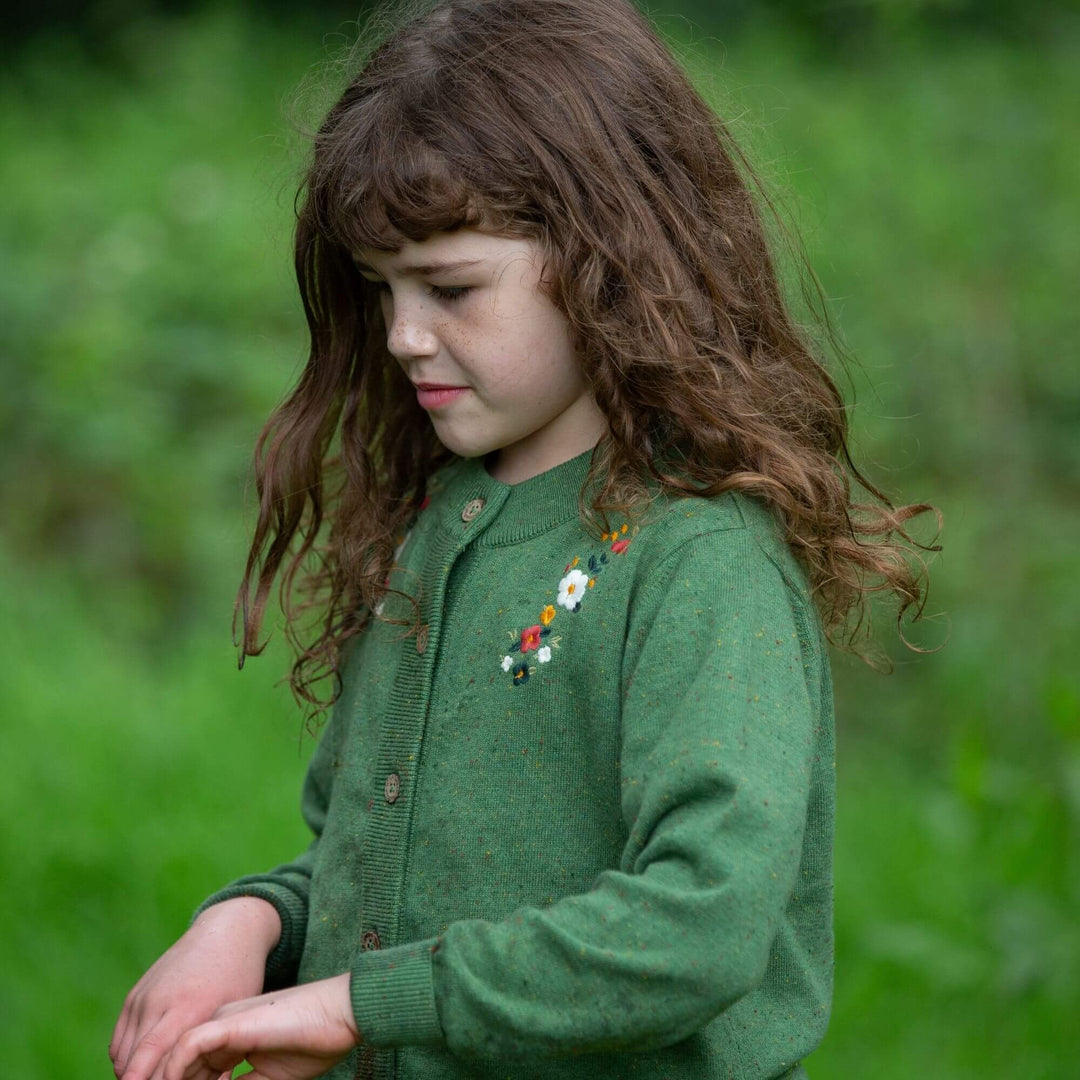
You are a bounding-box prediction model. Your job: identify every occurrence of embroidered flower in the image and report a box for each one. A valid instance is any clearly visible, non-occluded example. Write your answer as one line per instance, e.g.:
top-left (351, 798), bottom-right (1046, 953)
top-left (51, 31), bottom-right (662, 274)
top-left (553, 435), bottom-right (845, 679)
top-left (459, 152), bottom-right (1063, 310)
top-left (499, 520), bottom-right (642, 685)
top-left (603, 522), bottom-right (633, 555)
top-left (557, 567), bottom-right (591, 611)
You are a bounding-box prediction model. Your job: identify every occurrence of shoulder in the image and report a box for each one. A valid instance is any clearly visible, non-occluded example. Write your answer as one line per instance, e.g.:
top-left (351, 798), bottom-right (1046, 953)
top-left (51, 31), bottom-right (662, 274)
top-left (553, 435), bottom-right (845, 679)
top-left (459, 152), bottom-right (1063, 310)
top-left (633, 490), bottom-right (804, 587)
top-left (623, 489), bottom-right (820, 643)
top-left (624, 489), bottom-right (827, 675)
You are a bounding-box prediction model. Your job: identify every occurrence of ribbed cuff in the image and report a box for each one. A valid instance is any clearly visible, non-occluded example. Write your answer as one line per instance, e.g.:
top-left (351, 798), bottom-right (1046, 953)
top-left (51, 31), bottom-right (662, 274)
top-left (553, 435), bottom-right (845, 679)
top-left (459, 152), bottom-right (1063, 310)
top-left (191, 881), bottom-right (308, 991)
top-left (351, 936), bottom-right (447, 1048)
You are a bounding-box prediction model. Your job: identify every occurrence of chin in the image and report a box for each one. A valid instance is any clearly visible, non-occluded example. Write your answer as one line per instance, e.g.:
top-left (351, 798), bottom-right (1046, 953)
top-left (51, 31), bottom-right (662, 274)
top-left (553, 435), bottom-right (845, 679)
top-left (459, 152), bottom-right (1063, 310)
top-left (432, 429), bottom-right (500, 461)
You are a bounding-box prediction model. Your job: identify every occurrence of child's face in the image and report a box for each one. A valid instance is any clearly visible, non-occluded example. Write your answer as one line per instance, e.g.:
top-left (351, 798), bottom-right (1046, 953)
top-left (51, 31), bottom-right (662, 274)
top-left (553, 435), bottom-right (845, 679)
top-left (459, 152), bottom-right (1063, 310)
top-left (353, 228), bottom-right (608, 483)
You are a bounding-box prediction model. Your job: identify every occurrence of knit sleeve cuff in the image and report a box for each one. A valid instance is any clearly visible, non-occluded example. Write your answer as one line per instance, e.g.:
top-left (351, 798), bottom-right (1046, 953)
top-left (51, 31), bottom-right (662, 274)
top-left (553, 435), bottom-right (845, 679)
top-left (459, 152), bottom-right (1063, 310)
top-left (350, 936), bottom-right (447, 1048)
top-left (191, 881), bottom-right (309, 991)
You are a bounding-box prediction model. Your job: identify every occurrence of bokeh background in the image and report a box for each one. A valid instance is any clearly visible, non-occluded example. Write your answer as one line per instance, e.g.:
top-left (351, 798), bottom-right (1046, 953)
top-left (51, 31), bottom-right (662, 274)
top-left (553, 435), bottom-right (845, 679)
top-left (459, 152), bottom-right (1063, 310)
top-left (1, 0), bottom-right (1077, 1074)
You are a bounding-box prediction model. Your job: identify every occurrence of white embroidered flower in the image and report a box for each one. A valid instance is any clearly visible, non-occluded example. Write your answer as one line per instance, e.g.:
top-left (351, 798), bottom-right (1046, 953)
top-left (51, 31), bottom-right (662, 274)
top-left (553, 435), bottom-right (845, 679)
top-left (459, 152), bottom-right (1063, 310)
top-left (537, 646), bottom-right (552, 663)
top-left (557, 568), bottom-right (590, 610)
top-left (374, 598), bottom-right (385, 616)
top-left (501, 655), bottom-right (514, 672)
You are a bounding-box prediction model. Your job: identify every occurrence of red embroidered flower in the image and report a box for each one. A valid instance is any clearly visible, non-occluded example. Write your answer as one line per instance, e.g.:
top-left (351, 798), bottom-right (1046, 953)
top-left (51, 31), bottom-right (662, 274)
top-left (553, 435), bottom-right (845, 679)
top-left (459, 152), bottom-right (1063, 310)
top-left (611, 538), bottom-right (631, 554)
top-left (520, 624), bottom-right (544, 652)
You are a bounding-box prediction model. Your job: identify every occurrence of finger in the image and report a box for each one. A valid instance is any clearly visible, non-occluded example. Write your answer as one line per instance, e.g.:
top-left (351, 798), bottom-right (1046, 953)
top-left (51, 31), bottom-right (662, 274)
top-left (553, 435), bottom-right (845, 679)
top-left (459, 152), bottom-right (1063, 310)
top-left (147, 1051), bottom-right (166, 1080)
top-left (114, 998), bottom-right (149, 1076)
top-left (109, 1006), bottom-right (132, 1074)
top-left (163, 1024), bottom-right (244, 1080)
top-left (150, 1047), bottom-right (215, 1080)
top-left (152, 1031), bottom-right (235, 1080)
top-left (149, 1048), bottom-right (213, 1080)
top-left (119, 1018), bottom-right (179, 1080)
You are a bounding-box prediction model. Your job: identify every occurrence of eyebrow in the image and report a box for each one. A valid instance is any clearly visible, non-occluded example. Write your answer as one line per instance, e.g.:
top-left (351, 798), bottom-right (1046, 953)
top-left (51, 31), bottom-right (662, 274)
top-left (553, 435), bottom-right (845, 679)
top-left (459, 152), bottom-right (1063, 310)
top-left (352, 257), bottom-right (484, 277)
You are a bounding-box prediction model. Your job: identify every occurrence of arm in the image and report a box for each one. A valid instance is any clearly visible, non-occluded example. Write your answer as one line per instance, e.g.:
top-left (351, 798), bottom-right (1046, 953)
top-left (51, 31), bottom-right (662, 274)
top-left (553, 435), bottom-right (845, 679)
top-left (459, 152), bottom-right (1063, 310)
top-left (348, 527), bottom-right (822, 1058)
top-left (110, 643), bottom-right (354, 1080)
top-left (188, 764), bottom-right (330, 992)
top-left (110, 897), bottom-right (282, 1080)
top-left (188, 637), bottom-right (354, 991)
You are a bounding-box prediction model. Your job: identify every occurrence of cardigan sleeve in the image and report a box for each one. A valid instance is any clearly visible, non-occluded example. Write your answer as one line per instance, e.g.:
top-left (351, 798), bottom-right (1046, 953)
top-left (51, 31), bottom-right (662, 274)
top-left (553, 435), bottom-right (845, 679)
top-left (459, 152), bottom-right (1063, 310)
top-left (189, 658), bottom-right (347, 992)
top-left (349, 526), bottom-right (822, 1057)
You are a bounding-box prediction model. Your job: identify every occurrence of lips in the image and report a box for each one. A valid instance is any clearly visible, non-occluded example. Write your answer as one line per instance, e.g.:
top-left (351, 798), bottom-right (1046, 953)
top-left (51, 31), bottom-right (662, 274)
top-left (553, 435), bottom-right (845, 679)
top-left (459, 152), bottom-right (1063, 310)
top-left (414, 382), bottom-right (467, 390)
top-left (415, 385), bottom-right (470, 410)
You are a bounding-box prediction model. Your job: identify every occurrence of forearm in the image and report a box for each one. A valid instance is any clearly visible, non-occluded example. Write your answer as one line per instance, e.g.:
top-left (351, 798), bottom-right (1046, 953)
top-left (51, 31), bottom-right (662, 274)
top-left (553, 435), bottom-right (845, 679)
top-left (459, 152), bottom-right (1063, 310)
top-left (192, 863), bottom-right (312, 991)
top-left (349, 774), bottom-right (808, 1058)
top-left (191, 895), bottom-right (283, 955)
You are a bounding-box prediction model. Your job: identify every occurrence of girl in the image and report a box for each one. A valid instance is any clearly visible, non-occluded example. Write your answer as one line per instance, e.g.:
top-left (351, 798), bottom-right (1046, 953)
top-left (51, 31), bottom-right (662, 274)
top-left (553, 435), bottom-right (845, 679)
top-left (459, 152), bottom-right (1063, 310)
top-left (109, 1), bottom-right (939, 1078)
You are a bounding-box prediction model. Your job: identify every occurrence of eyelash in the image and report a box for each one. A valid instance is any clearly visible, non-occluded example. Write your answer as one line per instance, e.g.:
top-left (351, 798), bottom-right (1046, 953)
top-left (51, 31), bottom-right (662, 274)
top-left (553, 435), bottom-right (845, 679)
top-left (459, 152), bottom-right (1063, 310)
top-left (372, 281), bottom-right (471, 304)
top-left (429, 285), bottom-right (471, 303)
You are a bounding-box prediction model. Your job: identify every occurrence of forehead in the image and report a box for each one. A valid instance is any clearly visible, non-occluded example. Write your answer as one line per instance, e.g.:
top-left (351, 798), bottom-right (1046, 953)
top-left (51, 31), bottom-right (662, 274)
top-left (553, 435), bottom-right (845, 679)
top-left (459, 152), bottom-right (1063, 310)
top-left (352, 229), bottom-right (537, 275)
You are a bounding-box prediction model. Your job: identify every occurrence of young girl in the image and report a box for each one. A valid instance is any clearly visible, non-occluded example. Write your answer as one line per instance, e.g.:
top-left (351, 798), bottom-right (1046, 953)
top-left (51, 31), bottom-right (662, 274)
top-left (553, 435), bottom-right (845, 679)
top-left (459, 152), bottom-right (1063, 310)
top-left (110, 1), bottom-right (939, 1078)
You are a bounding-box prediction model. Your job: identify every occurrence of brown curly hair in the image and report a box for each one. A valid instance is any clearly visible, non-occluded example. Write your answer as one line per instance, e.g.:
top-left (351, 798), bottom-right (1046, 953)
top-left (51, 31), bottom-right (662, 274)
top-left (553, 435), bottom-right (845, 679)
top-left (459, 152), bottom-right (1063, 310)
top-left (235, 0), bottom-right (942, 728)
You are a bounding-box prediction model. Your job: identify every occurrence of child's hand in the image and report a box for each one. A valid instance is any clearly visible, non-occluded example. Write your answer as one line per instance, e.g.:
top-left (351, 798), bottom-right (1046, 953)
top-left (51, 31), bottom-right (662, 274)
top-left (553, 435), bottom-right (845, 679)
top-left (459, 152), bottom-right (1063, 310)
top-left (152, 972), bottom-right (358, 1080)
top-left (110, 896), bottom-right (283, 1080)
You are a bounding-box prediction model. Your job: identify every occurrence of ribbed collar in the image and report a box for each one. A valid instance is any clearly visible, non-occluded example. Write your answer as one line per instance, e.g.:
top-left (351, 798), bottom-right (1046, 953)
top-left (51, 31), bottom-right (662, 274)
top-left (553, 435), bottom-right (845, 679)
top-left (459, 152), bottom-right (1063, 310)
top-left (433, 443), bottom-right (600, 546)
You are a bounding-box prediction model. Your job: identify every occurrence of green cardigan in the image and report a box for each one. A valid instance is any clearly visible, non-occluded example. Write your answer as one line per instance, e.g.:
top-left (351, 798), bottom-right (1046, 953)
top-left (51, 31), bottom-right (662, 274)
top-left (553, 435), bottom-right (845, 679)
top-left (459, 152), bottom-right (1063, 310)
top-left (196, 445), bottom-right (835, 1080)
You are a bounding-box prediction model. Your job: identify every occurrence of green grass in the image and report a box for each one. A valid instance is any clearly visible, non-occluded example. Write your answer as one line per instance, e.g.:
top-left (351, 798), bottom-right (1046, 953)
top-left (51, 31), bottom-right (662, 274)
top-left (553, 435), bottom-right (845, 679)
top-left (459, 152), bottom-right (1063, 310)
top-left (0, 548), bottom-right (312, 1072)
top-left (0, 7), bottom-right (1076, 1076)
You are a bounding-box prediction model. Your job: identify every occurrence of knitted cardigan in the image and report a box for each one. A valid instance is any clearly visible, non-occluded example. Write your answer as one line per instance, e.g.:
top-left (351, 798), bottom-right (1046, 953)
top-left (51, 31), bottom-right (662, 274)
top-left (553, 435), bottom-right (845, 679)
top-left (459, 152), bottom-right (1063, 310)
top-left (195, 444), bottom-right (835, 1080)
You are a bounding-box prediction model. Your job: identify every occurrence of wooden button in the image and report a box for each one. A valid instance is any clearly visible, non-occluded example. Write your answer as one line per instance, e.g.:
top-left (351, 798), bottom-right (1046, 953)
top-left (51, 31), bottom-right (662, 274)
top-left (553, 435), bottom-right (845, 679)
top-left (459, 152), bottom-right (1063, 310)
top-left (384, 772), bottom-right (400, 803)
top-left (461, 497), bottom-right (485, 522)
top-left (416, 622), bottom-right (429, 654)
top-left (360, 928), bottom-right (381, 950)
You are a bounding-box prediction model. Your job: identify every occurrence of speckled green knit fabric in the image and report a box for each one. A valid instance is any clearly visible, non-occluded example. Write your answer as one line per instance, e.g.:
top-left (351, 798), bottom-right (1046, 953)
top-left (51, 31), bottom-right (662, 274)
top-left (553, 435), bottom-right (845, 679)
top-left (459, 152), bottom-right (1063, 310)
top-left (196, 445), bottom-right (835, 1080)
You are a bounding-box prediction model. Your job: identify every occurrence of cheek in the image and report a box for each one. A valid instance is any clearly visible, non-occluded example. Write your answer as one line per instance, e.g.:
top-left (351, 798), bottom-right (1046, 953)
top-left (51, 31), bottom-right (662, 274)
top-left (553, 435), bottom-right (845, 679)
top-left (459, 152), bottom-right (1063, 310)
top-left (521, 318), bottom-right (581, 387)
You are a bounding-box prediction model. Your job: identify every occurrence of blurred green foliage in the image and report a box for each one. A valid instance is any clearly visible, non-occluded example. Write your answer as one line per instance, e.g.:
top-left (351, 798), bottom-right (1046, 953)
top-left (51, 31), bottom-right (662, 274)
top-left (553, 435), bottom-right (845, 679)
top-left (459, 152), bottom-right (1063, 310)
top-left (0, 4), bottom-right (1077, 1076)
top-left (5, 0), bottom-right (1074, 55)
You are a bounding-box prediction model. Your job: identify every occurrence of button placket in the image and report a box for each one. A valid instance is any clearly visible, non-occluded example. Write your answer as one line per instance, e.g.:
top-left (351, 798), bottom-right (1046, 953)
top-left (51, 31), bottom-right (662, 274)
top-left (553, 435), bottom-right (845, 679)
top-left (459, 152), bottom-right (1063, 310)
top-left (358, 502), bottom-right (476, 1012)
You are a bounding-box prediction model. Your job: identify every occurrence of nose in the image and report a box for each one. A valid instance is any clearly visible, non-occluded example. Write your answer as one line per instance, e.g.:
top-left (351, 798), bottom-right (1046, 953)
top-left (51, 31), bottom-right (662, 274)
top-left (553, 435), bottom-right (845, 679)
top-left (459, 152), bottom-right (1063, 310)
top-left (383, 292), bottom-right (438, 362)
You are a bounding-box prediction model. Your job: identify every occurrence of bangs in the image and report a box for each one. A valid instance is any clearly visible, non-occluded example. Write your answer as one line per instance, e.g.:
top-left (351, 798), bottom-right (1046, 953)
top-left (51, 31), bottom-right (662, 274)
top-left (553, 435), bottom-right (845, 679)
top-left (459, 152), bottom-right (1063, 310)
top-left (306, 91), bottom-right (525, 258)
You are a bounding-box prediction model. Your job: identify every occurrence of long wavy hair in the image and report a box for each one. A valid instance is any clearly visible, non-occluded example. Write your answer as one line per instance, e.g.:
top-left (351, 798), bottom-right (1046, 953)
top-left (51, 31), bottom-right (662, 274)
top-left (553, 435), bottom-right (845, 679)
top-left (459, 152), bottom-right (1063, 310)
top-left (236, 0), bottom-right (942, 728)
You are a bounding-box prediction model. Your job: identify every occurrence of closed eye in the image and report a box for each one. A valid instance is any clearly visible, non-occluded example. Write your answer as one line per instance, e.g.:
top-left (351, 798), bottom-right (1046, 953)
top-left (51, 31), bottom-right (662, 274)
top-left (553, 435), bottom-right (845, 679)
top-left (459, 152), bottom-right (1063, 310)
top-left (427, 285), bottom-right (471, 303)
top-left (365, 279), bottom-right (471, 304)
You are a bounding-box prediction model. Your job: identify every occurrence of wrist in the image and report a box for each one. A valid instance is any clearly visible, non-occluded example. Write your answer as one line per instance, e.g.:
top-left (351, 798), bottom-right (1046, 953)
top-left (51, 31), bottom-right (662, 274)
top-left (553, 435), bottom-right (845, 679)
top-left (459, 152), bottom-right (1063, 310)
top-left (193, 895), bottom-right (283, 956)
top-left (334, 971), bottom-right (361, 1043)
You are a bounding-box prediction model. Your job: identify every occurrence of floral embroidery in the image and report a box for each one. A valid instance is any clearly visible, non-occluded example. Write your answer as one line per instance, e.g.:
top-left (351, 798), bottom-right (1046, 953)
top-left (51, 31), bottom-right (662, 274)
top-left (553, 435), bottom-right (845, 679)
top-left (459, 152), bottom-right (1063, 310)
top-left (500, 521), bottom-right (640, 685)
